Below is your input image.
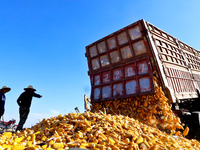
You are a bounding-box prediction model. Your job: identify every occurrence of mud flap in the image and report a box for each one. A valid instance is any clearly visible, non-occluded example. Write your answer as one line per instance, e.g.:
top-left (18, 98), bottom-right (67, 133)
top-left (192, 111), bottom-right (200, 127)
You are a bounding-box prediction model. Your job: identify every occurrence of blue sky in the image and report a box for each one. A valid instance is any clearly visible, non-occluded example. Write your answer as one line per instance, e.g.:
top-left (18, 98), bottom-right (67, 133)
top-left (1, 0), bottom-right (200, 127)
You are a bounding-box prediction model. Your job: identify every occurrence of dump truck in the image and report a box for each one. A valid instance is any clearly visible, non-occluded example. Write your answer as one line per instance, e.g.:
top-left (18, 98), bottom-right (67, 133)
top-left (85, 19), bottom-right (200, 139)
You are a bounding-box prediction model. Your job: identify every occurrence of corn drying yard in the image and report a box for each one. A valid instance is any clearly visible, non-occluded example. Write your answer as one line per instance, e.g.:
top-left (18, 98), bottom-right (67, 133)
top-left (0, 78), bottom-right (200, 150)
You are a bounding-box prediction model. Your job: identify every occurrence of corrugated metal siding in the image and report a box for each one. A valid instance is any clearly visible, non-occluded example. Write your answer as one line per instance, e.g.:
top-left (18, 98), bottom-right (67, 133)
top-left (146, 21), bottom-right (200, 100)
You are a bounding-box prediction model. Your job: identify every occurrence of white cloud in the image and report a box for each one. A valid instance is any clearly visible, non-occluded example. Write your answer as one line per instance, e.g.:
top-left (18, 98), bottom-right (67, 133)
top-left (23, 109), bottom-right (60, 128)
top-left (50, 109), bottom-right (60, 116)
top-left (3, 109), bottom-right (61, 128)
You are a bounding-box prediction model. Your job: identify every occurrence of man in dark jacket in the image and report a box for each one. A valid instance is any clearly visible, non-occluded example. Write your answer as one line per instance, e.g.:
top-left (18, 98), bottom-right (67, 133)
top-left (0, 86), bottom-right (11, 120)
top-left (16, 85), bottom-right (42, 131)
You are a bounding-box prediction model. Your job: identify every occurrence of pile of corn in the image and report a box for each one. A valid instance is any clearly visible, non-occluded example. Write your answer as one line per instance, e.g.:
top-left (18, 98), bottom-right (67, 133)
top-left (91, 77), bottom-right (185, 135)
top-left (0, 111), bottom-right (200, 150)
top-left (0, 77), bottom-right (198, 149)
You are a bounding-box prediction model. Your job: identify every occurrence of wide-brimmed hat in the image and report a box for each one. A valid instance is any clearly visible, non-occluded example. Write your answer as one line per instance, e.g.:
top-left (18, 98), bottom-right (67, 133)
top-left (24, 85), bottom-right (36, 91)
top-left (0, 86), bottom-right (11, 92)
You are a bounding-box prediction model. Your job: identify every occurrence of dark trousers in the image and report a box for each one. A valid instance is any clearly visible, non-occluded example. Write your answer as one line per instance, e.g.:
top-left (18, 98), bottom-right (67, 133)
top-left (0, 109), bottom-right (4, 120)
top-left (16, 106), bottom-right (30, 131)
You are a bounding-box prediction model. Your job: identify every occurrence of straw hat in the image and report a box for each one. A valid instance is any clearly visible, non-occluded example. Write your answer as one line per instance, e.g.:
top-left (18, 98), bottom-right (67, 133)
top-left (0, 86), bottom-right (11, 92)
top-left (24, 85), bottom-right (36, 91)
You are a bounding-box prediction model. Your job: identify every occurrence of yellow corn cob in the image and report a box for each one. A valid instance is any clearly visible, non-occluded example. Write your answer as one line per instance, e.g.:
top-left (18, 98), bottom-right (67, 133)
top-left (183, 127), bottom-right (189, 136)
top-left (52, 143), bottom-right (64, 149)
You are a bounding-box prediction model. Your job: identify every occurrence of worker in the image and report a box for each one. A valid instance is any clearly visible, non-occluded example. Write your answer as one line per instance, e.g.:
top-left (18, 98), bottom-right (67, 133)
top-left (0, 86), bottom-right (11, 120)
top-left (16, 85), bottom-right (42, 131)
